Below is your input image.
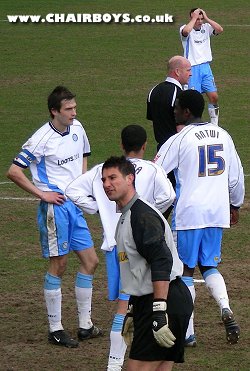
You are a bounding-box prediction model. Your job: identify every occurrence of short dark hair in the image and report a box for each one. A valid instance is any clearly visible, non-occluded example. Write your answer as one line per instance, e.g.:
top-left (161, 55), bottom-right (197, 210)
top-left (121, 124), bottom-right (147, 153)
top-left (102, 155), bottom-right (135, 186)
top-left (189, 8), bottom-right (203, 17)
top-left (178, 89), bottom-right (205, 118)
top-left (48, 86), bottom-right (76, 118)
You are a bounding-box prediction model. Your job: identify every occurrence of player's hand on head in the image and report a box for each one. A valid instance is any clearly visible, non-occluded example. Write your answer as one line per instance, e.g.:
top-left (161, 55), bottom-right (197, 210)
top-left (193, 8), bottom-right (202, 18)
top-left (41, 191), bottom-right (66, 205)
top-left (199, 9), bottom-right (207, 18)
top-left (152, 300), bottom-right (176, 348)
top-left (121, 304), bottom-right (134, 346)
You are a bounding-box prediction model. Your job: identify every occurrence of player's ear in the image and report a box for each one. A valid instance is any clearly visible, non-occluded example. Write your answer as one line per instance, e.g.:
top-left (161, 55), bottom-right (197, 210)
top-left (51, 107), bottom-right (59, 117)
top-left (127, 173), bottom-right (135, 186)
top-left (142, 142), bottom-right (147, 151)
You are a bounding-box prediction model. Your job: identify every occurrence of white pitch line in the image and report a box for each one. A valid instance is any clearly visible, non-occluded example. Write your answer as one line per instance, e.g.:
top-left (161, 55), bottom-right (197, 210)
top-left (194, 279), bottom-right (205, 283)
top-left (0, 197), bottom-right (38, 201)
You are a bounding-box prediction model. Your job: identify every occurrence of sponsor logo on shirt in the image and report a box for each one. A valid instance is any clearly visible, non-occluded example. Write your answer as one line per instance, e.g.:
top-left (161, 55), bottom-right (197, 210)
top-left (118, 251), bottom-right (128, 263)
top-left (57, 153), bottom-right (80, 165)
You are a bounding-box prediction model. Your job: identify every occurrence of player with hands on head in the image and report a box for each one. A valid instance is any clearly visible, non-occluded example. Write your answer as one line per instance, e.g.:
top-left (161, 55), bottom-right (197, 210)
top-left (154, 89), bottom-right (245, 347)
top-left (180, 8), bottom-right (223, 125)
top-left (7, 86), bottom-right (102, 348)
top-left (102, 156), bottom-right (193, 371)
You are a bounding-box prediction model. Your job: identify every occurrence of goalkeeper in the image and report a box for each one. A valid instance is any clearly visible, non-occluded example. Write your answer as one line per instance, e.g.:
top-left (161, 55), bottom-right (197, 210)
top-left (102, 156), bottom-right (193, 370)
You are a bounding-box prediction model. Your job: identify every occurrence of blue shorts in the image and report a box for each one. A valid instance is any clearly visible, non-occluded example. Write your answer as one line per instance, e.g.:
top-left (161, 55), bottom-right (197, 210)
top-left (188, 63), bottom-right (217, 93)
top-left (37, 199), bottom-right (93, 258)
top-left (105, 248), bottom-right (130, 301)
top-left (177, 228), bottom-right (223, 269)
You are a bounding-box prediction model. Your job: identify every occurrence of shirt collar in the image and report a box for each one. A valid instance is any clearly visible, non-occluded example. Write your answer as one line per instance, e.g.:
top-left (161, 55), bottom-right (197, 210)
top-left (165, 77), bottom-right (183, 90)
top-left (120, 192), bottom-right (139, 214)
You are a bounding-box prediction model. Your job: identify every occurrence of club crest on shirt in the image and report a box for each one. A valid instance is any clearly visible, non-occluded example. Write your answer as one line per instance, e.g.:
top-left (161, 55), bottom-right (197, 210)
top-left (72, 134), bottom-right (78, 141)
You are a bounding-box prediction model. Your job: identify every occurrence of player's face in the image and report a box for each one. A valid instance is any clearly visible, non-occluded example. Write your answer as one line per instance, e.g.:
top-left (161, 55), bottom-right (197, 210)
top-left (193, 13), bottom-right (204, 30)
top-left (102, 167), bottom-right (134, 205)
top-left (178, 62), bottom-right (192, 85)
top-left (52, 98), bottom-right (77, 130)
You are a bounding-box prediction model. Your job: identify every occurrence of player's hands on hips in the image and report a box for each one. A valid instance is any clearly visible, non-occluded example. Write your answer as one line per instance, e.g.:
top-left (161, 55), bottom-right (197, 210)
top-left (41, 191), bottom-right (66, 205)
top-left (152, 300), bottom-right (176, 348)
top-left (121, 304), bottom-right (134, 346)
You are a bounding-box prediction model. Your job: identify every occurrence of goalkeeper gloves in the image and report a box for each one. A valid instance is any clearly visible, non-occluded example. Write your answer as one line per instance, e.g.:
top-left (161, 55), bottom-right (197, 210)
top-left (121, 304), bottom-right (134, 346)
top-left (152, 299), bottom-right (176, 348)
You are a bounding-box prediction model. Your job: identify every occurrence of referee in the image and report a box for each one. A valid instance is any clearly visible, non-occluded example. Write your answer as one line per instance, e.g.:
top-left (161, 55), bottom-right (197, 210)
top-left (147, 55), bottom-right (191, 151)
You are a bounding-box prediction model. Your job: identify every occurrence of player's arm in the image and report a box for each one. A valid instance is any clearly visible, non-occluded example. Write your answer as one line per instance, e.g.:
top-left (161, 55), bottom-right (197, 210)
top-left (65, 169), bottom-right (98, 214)
top-left (146, 85), bottom-right (156, 121)
top-left (230, 206), bottom-right (239, 226)
top-left (181, 8), bottom-right (201, 36)
top-left (131, 208), bottom-right (173, 281)
top-left (200, 9), bottom-right (223, 34)
top-left (82, 156), bottom-right (88, 173)
top-left (131, 210), bottom-right (176, 348)
top-left (154, 136), bottom-right (179, 175)
top-left (6, 164), bottom-right (65, 204)
top-left (153, 165), bottom-right (176, 213)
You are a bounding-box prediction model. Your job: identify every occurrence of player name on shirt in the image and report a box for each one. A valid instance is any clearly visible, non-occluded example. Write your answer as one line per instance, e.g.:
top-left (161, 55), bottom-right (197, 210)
top-left (195, 128), bottom-right (220, 140)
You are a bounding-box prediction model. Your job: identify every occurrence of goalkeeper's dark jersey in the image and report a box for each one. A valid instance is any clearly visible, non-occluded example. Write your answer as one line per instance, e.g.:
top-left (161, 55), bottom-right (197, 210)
top-left (115, 193), bottom-right (183, 296)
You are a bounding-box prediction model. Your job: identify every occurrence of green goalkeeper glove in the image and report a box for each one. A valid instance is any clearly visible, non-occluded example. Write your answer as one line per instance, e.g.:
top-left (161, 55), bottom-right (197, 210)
top-left (121, 304), bottom-right (134, 346)
top-left (152, 300), bottom-right (176, 348)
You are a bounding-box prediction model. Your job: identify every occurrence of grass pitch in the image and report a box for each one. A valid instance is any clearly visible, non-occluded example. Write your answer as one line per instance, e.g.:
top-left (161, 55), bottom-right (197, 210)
top-left (0, 1), bottom-right (249, 370)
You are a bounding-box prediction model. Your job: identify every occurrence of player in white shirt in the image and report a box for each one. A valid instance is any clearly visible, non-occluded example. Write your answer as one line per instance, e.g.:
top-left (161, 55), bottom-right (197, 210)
top-left (180, 8), bottom-right (223, 125)
top-left (7, 86), bottom-right (102, 348)
top-left (66, 124), bottom-right (176, 371)
top-left (155, 90), bottom-right (244, 346)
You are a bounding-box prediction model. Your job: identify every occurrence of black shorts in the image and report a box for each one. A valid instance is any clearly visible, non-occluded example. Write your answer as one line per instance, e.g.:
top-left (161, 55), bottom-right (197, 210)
top-left (129, 277), bottom-right (193, 363)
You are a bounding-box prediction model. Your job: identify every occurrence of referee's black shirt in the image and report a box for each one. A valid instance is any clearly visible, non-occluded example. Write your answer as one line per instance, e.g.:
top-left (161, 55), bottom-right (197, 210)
top-left (147, 81), bottom-right (182, 150)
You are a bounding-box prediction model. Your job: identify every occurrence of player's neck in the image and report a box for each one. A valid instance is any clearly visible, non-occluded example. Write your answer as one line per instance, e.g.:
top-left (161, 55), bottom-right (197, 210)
top-left (117, 189), bottom-right (136, 210)
top-left (51, 118), bottom-right (71, 133)
top-left (186, 117), bottom-right (203, 125)
top-left (125, 150), bottom-right (144, 160)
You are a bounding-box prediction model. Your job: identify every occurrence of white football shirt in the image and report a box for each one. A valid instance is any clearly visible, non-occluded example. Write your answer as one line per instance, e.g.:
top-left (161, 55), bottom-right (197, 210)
top-left (13, 119), bottom-right (90, 193)
top-left (66, 158), bottom-right (176, 251)
top-left (180, 23), bottom-right (214, 66)
top-left (155, 123), bottom-right (245, 230)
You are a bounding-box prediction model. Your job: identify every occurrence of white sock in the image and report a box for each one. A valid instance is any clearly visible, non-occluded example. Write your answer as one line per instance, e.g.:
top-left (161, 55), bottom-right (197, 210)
top-left (44, 288), bottom-right (64, 332)
top-left (75, 272), bottom-right (93, 329)
top-left (203, 269), bottom-right (230, 314)
top-left (182, 276), bottom-right (195, 338)
top-left (208, 104), bottom-right (219, 126)
top-left (107, 314), bottom-right (127, 371)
